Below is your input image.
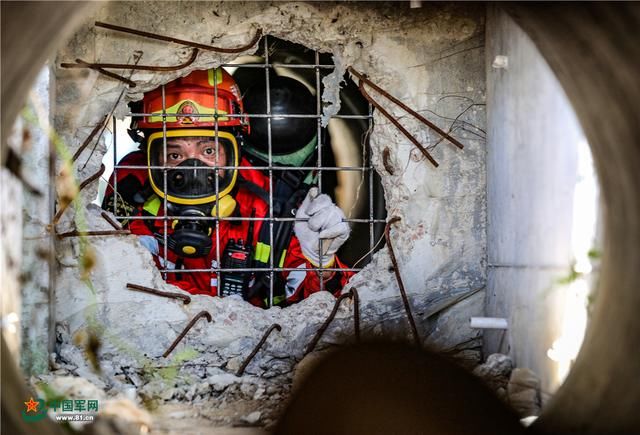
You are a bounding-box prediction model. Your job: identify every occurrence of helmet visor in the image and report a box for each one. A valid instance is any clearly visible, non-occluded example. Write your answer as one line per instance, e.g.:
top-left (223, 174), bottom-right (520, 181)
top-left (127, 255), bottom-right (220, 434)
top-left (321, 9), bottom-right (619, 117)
top-left (147, 130), bottom-right (239, 205)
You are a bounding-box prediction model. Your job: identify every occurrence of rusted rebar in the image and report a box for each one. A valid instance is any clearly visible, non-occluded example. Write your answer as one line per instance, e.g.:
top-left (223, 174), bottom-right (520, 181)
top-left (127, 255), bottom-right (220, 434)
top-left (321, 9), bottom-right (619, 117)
top-left (304, 291), bottom-right (354, 357)
top-left (95, 21), bottom-right (263, 54)
top-left (74, 59), bottom-right (136, 87)
top-left (62, 48), bottom-right (199, 72)
top-left (80, 51), bottom-right (143, 171)
top-left (385, 216), bottom-right (421, 346)
top-left (57, 229), bottom-right (131, 239)
top-left (349, 67), bottom-right (465, 150)
top-left (79, 164), bottom-right (106, 191)
top-left (100, 211), bottom-right (123, 230)
top-left (53, 164), bottom-right (106, 224)
top-left (351, 287), bottom-right (361, 343)
top-left (236, 324), bottom-right (282, 377)
top-left (382, 147), bottom-right (394, 175)
top-left (358, 80), bottom-right (439, 168)
top-left (71, 115), bottom-right (109, 162)
top-left (126, 283), bottom-right (191, 305)
top-left (163, 311), bottom-right (212, 358)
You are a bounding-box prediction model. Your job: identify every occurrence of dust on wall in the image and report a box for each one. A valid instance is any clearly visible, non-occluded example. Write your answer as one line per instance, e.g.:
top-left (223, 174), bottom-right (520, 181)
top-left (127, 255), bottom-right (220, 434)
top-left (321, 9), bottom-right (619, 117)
top-left (24, 1), bottom-right (486, 408)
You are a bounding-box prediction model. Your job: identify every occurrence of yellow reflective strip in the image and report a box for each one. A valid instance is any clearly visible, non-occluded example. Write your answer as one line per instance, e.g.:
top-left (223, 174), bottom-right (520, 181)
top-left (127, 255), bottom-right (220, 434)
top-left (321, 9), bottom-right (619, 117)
top-left (279, 249), bottom-right (287, 268)
top-left (265, 295), bottom-right (286, 307)
top-left (255, 242), bottom-right (271, 264)
top-left (143, 195), bottom-right (161, 216)
top-left (148, 99), bottom-right (228, 123)
top-left (208, 68), bottom-right (223, 86)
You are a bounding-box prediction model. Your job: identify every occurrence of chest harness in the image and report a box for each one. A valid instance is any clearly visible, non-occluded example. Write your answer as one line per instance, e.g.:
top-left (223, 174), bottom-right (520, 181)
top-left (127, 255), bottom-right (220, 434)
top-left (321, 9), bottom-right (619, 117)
top-left (139, 166), bottom-right (313, 307)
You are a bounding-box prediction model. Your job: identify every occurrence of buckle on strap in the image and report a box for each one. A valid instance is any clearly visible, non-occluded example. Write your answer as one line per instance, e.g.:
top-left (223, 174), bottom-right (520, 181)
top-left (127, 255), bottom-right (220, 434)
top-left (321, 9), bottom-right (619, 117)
top-left (279, 169), bottom-right (307, 190)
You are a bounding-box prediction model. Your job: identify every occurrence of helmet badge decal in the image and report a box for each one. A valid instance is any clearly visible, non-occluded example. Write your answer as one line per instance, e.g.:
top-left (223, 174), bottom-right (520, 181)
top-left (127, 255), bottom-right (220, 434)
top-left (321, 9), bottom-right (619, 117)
top-left (177, 101), bottom-right (198, 124)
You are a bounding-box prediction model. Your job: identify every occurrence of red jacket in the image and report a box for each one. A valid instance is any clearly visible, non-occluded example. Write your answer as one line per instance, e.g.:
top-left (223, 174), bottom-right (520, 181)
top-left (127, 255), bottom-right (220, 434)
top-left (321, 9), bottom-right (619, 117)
top-left (104, 151), bottom-right (352, 307)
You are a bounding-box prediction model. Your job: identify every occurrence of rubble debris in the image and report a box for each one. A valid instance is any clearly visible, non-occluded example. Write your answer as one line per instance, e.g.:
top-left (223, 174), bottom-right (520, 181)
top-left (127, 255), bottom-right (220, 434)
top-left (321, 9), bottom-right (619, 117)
top-left (241, 410), bottom-right (262, 425)
top-left (31, 375), bottom-right (152, 432)
top-left (472, 353), bottom-right (513, 399)
top-left (507, 368), bottom-right (542, 417)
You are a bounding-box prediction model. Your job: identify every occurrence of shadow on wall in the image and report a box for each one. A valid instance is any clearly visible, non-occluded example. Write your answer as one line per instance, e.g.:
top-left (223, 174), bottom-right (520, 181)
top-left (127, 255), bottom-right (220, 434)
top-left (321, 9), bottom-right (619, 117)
top-left (276, 342), bottom-right (528, 435)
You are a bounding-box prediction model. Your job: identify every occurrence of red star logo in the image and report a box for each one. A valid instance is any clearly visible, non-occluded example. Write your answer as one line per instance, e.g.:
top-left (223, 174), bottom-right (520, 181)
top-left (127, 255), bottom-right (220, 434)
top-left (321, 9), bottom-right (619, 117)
top-left (24, 397), bottom-right (39, 413)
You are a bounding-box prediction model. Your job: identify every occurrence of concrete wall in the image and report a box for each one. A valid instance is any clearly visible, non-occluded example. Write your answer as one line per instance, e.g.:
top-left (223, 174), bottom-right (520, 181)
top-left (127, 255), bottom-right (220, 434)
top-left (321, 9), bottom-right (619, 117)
top-left (25, 1), bottom-right (487, 400)
top-left (0, 66), bottom-right (55, 375)
top-left (485, 8), bottom-right (585, 396)
top-left (19, 66), bottom-right (56, 375)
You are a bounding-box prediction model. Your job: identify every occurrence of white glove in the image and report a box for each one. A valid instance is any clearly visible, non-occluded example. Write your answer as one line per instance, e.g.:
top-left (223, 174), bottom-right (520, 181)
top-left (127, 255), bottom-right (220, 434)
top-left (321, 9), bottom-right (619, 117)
top-left (294, 187), bottom-right (350, 267)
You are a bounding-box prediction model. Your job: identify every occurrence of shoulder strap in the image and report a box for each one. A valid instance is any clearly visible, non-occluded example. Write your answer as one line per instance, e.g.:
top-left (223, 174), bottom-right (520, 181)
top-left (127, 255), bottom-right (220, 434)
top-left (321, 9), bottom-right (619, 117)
top-left (236, 176), bottom-right (269, 205)
top-left (248, 173), bottom-right (311, 307)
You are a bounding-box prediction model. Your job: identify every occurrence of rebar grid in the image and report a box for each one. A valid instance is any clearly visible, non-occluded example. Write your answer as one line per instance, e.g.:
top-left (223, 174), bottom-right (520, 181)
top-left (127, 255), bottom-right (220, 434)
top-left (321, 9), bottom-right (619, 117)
top-left (109, 36), bottom-right (379, 304)
top-left (265, 36), bottom-right (275, 306)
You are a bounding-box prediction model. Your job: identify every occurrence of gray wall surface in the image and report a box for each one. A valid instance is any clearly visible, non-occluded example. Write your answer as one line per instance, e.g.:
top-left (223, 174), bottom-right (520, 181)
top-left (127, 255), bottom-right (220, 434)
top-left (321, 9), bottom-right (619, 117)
top-left (43, 1), bottom-right (488, 393)
top-left (485, 8), bottom-right (585, 396)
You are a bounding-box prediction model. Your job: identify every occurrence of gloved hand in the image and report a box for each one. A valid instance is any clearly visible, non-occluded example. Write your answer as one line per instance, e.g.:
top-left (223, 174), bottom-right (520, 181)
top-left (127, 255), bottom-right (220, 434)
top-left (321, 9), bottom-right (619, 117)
top-left (294, 187), bottom-right (350, 267)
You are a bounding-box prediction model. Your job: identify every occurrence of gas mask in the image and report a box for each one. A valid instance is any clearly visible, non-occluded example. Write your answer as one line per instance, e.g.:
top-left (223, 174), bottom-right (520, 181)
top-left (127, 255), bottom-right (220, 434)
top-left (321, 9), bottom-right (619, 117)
top-left (147, 129), bottom-right (240, 257)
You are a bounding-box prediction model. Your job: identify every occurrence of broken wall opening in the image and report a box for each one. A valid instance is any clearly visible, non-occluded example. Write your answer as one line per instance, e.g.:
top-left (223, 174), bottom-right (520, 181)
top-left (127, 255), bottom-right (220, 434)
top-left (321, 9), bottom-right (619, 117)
top-left (19, 1), bottom-right (488, 429)
top-left (96, 36), bottom-right (387, 273)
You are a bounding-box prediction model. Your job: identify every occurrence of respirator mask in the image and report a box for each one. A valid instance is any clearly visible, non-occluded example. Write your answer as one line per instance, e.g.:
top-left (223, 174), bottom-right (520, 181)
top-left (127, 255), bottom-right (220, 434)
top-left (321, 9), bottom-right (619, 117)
top-left (147, 129), bottom-right (239, 257)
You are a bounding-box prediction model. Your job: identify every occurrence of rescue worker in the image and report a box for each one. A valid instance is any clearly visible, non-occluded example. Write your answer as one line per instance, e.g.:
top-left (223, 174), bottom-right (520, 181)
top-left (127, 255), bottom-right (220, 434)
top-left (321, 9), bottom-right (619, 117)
top-left (102, 68), bottom-right (352, 307)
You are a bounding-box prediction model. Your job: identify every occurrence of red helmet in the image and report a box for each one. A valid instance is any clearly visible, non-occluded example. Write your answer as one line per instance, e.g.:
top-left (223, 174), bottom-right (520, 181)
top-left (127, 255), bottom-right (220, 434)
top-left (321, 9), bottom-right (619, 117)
top-left (136, 68), bottom-right (249, 132)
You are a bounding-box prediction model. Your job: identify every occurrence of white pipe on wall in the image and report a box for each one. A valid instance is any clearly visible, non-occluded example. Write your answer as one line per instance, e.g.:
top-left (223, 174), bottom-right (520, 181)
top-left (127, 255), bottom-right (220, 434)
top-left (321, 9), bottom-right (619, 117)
top-left (470, 317), bottom-right (509, 329)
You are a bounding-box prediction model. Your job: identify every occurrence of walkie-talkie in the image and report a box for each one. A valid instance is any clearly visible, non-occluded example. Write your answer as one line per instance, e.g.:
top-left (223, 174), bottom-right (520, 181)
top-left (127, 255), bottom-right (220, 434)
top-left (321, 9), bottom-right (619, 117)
top-left (219, 209), bottom-right (255, 298)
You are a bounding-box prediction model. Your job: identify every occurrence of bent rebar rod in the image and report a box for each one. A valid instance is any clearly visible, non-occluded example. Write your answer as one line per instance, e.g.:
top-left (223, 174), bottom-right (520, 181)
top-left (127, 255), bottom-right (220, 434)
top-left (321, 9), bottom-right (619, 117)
top-left (62, 48), bottom-right (199, 72)
top-left (126, 283), bottom-right (191, 305)
top-left (53, 164), bottom-right (105, 224)
top-left (100, 211), bottom-right (123, 230)
top-left (236, 324), bottom-right (282, 376)
top-left (95, 21), bottom-right (263, 54)
top-left (71, 115), bottom-right (109, 162)
top-left (349, 66), bottom-right (465, 150)
top-left (57, 229), bottom-right (130, 239)
top-left (80, 51), bottom-right (143, 170)
top-left (385, 216), bottom-right (421, 346)
top-left (358, 80), bottom-right (439, 168)
top-left (351, 287), bottom-right (361, 343)
top-left (304, 291), bottom-right (355, 357)
top-left (74, 59), bottom-right (136, 87)
top-left (163, 311), bottom-right (212, 358)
